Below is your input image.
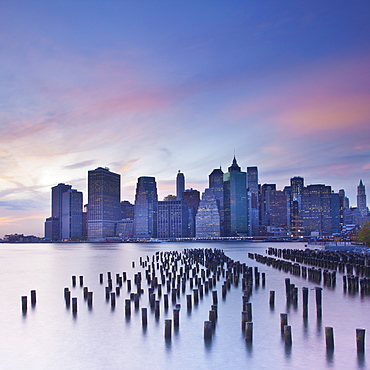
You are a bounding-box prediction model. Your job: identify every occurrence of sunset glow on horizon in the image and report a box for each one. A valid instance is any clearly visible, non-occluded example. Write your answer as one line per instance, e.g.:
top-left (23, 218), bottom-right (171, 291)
top-left (1, 1), bottom-right (370, 236)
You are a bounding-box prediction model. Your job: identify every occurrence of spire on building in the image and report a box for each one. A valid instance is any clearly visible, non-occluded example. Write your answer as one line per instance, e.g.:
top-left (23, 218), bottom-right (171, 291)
top-left (228, 156), bottom-right (241, 172)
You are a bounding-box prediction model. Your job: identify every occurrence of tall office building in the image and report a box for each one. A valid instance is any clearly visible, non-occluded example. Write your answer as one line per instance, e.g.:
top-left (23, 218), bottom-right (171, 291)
top-left (134, 176), bottom-right (158, 238)
top-left (44, 183), bottom-right (72, 240)
top-left (300, 184), bottom-right (339, 236)
top-left (357, 180), bottom-right (367, 216)
top-left (195, 188), bottom-right (221, 238)
top-left (176, 170), bottom-right (185, 200)
top-left (247, 166), bottom-right (259, 236)
top-left (182, 188), bottom-right (200, 237)
top-left (88, 167), bottom-right (121, 241)
top-left (157, 200), bottom-right (190, 238)
top-left (260, 184), bottom-right (276, 229)
top-left (223, 156), bottom-right (248, 236)
top-left (61, 189), bottom-right (83, 239)
top-left (209, 167), bottom-right (224, 235)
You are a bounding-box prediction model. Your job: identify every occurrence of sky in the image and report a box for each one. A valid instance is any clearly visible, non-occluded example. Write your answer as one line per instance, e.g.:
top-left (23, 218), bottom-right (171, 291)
top-left (1, 0), bottom-right (370, 237)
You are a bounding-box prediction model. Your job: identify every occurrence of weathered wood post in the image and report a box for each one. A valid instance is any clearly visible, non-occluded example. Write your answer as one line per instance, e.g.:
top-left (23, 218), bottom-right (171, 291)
top-left (269, 290), bottom-right (275, 307)
top-left (125, 299), bottom-right (131, 316)
top-left (79, 276), bottom-right (83, 287)
top-left (315, 287), bottom-right (322, 318)
top-left (173, 308), bottom-right (180, 327)
top-left (72, 275), bottom-right (76, 287)
top-left (87, 292), bottom-right (93, 308)
top-left (356, 329), bottom-right (366, 352)
top-left (30, 290), bottom-right (36, 307)
top-left (164, 319), bottom-right (172, 339)
top-left (142, 307), bottom-right (148, 326)
top-left (280, 313), bottom-right (288, 332)
top-left (155, 300), bottom-right (160, 318)
top-left (72, 297), bottom-right (77, 314)
top-left (325, 327), bottom-right (334, 350)
top-left (187, 294), bottom-right (192, 310)
top-left (111, 292), bottom-right (116, 308)
top-left (246, 322), bottom-right (253, 343)
top-left (302, 287), bottom-right (308, 317)
top-left (164, 294), bottom-right (169, 310)
top-left (284, 325), bottom-right (292, 345)
top-left (99, 273), bottom-right (103, 284)
top-left (193, 289), bottom-right (199, 304)
top-left (21, 296), bottom-right (27, 314)
top-left (204, 321), bottom-right (212, 340)
top-left (64, 288), bottom-right (71, 307)
top-left (212, 290), bottom-right (218, 305)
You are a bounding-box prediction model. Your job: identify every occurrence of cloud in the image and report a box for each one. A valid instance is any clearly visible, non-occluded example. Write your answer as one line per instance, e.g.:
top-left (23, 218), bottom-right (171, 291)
top-left (64, 160), bottom-right (96, 170)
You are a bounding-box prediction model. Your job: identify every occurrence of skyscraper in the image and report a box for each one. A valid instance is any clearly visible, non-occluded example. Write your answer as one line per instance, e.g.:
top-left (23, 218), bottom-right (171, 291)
top-left (88, 167), bottom-right (121, 241)
top-left (247, 166), bottom-right (259, 236)
top-left (223, 156), bottom-right (248, 236)
top-left (62, 189), bottom-right (83, 240)
top-left (195, 188), bottom-right (221, 238)
top-left (157, 200), bottom-right (190, 238)
top-left (182, 188), bottom-right (200, 237)
top-left (357, 180), bottom-right (367, 216)
top-left (176, 170), bottom-right (185, 200)
top-left (209, 167), bottom-right (224, 234)
top-left (134, 176), bottom-right (158, 238)
top-left (300, 184), bottom-right (339, 236)
top-left (44, 183), bottom-right (72, 240)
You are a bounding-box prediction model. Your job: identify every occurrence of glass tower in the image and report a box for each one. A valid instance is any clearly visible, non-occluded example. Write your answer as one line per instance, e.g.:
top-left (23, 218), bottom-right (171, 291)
top-left (223, 156), bottom-right (248, 236)
top-left (176, 170), bottom-right (185, 200)
top-left (87, 167), bottom-right (121, 241)
top-left (134, 176), bottom-right (158, 238)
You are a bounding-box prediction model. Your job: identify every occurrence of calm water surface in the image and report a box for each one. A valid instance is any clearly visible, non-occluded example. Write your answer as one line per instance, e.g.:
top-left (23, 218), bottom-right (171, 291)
top-left (0, 242), bottom-right (368, 369)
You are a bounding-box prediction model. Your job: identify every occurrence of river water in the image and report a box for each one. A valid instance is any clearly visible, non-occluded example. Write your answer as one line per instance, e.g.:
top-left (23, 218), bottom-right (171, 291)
top-left (0, 242), bottom-right (368, 369)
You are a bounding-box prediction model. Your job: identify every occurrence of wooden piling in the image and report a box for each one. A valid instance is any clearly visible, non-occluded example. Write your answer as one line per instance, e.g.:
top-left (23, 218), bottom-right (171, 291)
top-left (87, 292), bottom-right (93, 308)
top-left (111, 292), bottom-right (116, 308)
top-left (187, 294), bottom-right (192, 310)
top-left (204, 320), bottom-right (212, 339)
top-left (302, 287), bottom-right (308, 317)
top-left (164, 294), bottom-right (169, 310)
top-left (21, 296), bottom-right (27, 314)
top-left (246, 322), bottom-right (253, 342)
top-left (79, 276), bottom-right (83, 287)
top-left (212, 290), bottom-right (218, 304)
top-left (142, 307), bottom-right (148, 326)
top-left (284, 325), bottom-right (292, 345)
top-left (325, 327), bottom-right (334, 349)
top-left (155, 300), bottom-right (160, 317)
top-left (280, 313), bottom-right (288, 332)
top-left (315, 287), bottom-right (322, 317)
top-left (72, 275), bottom-right (76, 287)
top-left (193, 289), bottom-right (199, 304)
top-left (164, 319), bottom-right (172, 339)
top-left (356, 328), bottom-right (366, 352)
top-left (72, 297), bottom-right (77, 314)
top-left (269, 290), bottom-right (275, 306)
top-left (125, 299), bottom-right (131, 316)
top-left (30, 290), bottom-right (36, 307)
top-left (173, 308), bottom-right (180, 327)
top-left (100, 273), bottom-right (103, 284)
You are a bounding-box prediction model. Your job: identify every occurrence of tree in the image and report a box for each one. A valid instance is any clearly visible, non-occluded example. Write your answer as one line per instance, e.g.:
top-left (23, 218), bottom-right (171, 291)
top-left (357, 221), bottom-right (370, 247)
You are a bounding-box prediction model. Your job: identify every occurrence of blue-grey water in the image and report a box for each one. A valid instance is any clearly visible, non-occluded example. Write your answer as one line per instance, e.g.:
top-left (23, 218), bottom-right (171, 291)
top-left (0, 242), bottom-right (368, 369)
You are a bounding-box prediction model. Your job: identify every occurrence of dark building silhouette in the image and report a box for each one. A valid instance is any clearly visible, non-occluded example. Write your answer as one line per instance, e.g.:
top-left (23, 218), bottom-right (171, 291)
top-left (88, 167), bottom-right (121, 241)
top-left (182, 188), bottom-right (200, 237)
top-left (247, 166), bottom-right (259, 236)
top-left (357, 180), bottom-right (368, 216)
top-left (223, 156), bottom-right (248, 236)
top-left (176, 170), bottom-right (185, 200)
top-left (62, 189), bottom-right (83, 239)
top-left (209, 167), bottom-right (224, 235)
top-left (157, 200), bottom-right (190, 238)
top-left (134, 176), bottom-right (158, 238)
top-left (121, 200), bottom-right (134, 220)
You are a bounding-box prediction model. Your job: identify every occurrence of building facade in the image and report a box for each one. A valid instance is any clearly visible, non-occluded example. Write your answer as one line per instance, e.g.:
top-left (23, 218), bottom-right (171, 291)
top-left (195, 188), bottom-right (221, 238)
top-left (87, 167), bottom-right (121, 241)
top-left (223, 156), bottom-right (248, 236)
top-left (134, 176), bottom-right (158, 238)
top-left (157, 200), bottom-right (190, 238)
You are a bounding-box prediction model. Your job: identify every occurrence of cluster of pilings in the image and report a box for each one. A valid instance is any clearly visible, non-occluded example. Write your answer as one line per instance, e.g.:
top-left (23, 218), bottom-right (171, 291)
top-left (267, 247), bottom-right (370, 277)
top-left (21, 290), bottom-right (36, 314)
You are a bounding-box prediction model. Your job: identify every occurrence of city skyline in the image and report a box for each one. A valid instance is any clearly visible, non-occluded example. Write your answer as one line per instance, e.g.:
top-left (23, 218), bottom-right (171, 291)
top-left (1, 1), bottom-right (370, 236)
